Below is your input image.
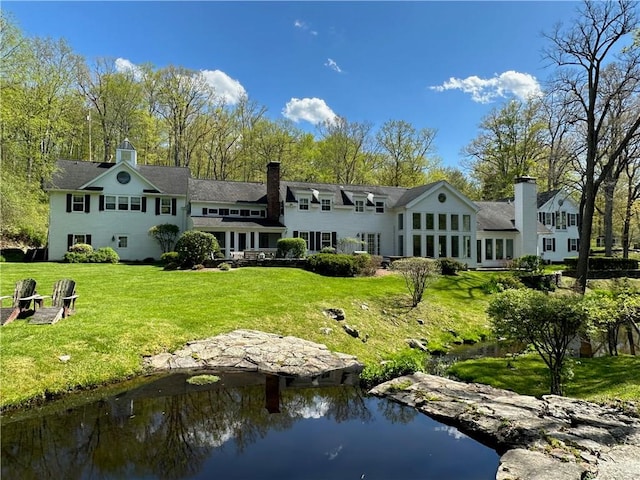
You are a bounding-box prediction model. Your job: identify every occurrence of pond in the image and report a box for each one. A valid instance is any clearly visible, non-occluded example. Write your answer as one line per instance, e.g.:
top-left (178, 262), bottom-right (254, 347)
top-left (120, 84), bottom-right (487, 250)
top-left (1, 370), bottom-right (499, 479)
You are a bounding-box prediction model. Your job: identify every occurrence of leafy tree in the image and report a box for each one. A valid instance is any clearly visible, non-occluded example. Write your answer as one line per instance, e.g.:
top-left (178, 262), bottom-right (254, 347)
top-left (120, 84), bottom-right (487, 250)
top-left (488, 290), bottom-right (586, 395)
top-left (374, 119), bottom-right (437, 187)
top-left (148, 224), bottom-right (180, 254)
top-left (391, 258), bottom-right (441, 307)
top-left (464, 99), bottom-right (547, 199)
top-left (174, 230), bottom-right (220, 268)
top-left (544, 0), bottom-right (640, 292)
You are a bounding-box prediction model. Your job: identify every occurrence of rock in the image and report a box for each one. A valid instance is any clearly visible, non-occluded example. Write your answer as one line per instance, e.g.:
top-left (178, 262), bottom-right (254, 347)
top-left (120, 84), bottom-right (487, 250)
top-left (324, 308), bottom-right (345, 321)
top-left (144, 329), bottom-right (363, 377)
top-left (343, 324), bottom-right (359, 338)
top-left (406, 338), bottom-right (428, 351)
top-left (361, 304), bottom-right (369, 310)
top-left (58, 355), bottom-right (71, 363)
top-left (370, 373), bottom-right (640, 480)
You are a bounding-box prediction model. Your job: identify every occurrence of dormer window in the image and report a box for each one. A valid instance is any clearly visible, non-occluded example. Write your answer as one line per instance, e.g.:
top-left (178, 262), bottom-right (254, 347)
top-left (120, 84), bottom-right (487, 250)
top-left (321, 199), bottom-right (331, 211)
top-left (299, 198), bottom-right (309, 211)
top-left (355, 200), bottom-right (364, 213)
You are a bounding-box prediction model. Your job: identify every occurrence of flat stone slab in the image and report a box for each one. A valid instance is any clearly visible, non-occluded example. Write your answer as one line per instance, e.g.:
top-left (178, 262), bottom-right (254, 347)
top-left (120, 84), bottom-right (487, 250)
top-left (370, 373), bottom-right (640, 480)
top-left (143, 329), bottom-right (363, 377)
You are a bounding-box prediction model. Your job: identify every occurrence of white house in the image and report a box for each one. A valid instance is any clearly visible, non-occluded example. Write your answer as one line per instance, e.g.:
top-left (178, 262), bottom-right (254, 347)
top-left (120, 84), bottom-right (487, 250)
top-left (47, 140), bottom-right (575, 267)
top-left (536, 189), bottom-right (581, 263)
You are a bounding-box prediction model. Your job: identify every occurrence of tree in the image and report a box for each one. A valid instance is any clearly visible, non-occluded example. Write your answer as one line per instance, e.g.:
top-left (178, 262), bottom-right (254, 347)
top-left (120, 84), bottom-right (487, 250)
top-left (174, 230), bottom-right (220, 268)
top-left (464, 99), bottom-right (547, 199)
top-left (544, 0), bottom-right (640, 292)
top-left (374, 120), bottom-right (437, 187)
top-left (148, 224), bottom-right (180, 254)
top-left (391, 258), bottom-right (441, 307)
top-left (488, 290), bottom-right (586, 395)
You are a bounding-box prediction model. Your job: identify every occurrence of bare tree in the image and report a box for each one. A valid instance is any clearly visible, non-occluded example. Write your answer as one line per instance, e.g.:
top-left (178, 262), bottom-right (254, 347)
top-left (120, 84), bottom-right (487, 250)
top-left (544, 0), bottom-right (640, 292)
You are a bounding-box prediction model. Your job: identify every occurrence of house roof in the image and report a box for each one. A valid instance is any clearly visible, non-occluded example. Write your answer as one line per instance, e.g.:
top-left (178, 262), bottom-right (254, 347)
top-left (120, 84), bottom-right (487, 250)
top-left (281, 181), bottom-right (411, 208)
top-left (537, 189), bottom-right (561, 208)
top-left (191, 216), bottom-right (285, 229)
top-left (189, 178), bottom-right (267, 204)
top-left (47, 160), bottom-right (190, 195)
top-left (475, 201), bottom-right (517, 231)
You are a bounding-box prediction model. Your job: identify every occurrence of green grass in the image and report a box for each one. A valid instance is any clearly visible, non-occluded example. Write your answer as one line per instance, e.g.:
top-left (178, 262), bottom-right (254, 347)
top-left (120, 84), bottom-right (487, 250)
top-left (448, 354), bottom-right (640, 402)
top-left (0, 263), bottom-right (493, 408)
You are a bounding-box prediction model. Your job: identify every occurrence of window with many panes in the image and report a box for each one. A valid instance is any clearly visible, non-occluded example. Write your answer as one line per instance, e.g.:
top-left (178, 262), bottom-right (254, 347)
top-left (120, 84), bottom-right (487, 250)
top-left (118, 196), bottom-right (129, 210)
top-left (463, 215), bottom-right (471, 232)
top-left (321, 232), bottom-right (332, 248)
top-left (366, 233), bottom-right (379, 255)
top-left (375, 201), bottom-right (384, 213)
top-left (117, 236), bottom-right (128, 248)
top-left (105, 196), bottom-right (116, 210)
top-left (130, 197), bottom-right (141, 211)
top-left (321, 199), bottom-right (331, 211)
top-left (299, 198), bottom-right (309, 210)
top-left (568, 238), bottom-right (578, 251)
top-left (450, 214), bottom-right (459, 231)
top-left (355, 200), bottom-right (364, 212)
top-left (160, 198), bottom-right (172, 215)
top-left (299, 231), bottom-right (310, 248)
top-left (72, 194), bottom-right (85, 212)
top-left (438, 214), bottom-right (447, 230)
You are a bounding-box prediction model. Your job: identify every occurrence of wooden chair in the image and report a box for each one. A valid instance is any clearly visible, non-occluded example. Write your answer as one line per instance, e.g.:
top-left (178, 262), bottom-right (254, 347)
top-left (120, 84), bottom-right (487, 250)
top-left (29, 279), bottom-right (78, 325)
top-left (0, 278), bottom-right (39, 326)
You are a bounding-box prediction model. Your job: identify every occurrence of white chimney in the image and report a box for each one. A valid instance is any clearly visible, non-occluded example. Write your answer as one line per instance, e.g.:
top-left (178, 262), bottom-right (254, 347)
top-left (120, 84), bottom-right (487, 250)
top-left (116, 139), bottom-right (137, 167)
top-left (514, 176), bottom-right (538, 257)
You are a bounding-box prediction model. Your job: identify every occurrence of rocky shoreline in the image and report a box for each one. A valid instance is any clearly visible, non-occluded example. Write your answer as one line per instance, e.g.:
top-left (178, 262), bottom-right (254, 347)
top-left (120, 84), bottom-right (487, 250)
top-left (370, 373), bottom-right (640, 480)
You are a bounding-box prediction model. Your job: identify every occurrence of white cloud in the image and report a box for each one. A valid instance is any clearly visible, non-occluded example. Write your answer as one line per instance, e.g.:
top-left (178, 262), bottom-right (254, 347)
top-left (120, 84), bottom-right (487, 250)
top-left (430, 70), bottom-right (542, 103)
top-left (200, 70), bottom-right (247, 105)
top-left (282, 97), bottom-right (337, 125)
top-left (115, 57), bottom-right (143, 80)
top-left (294, 19), bottom-right (317, 36)
top-left (324, 58), bottom-right (342, 73)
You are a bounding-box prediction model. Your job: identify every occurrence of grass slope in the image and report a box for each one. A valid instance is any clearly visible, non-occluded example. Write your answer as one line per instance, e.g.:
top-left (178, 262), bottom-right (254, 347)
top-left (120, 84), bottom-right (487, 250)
top-left (0, 263), bottom-right (491, 408)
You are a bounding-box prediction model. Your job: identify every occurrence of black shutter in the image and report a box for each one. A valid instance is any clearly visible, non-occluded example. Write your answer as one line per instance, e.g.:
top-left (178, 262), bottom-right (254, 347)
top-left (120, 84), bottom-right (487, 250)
top-left (543, 240), bottom-right (547, 252)
top-left (99, 195), bottom-right (104, 211)
top-left (316, 232), bottom-right (321, 250)
top-left (552, 238), bottom-right (556, 252)
top-left (142, 197), bottom-right (147, 213)
top-left (332, 232), bottom-right (337, 248)
top-left (155, 198), bottom-right (160, 215)
top-left (86, 234), bottom-right (92, 246)
top-left (293, 231), bottom-right (298, 237)
top-left (66, 194), bottom-right (72, 212)
top-left (568, 238), bottom-right (571, 251)
top-left (67, 234), bottom-right (73, 250)
top-left (202, 208), bottom-right (208, 215)
top-left (552, 213), bottom-right (556, 226)
top-left (84, 194), bottom-right (91, 213)
top-left (171, 198), bottom-right (177, 216)
top-left (310, 231), bottom-right (316, 251)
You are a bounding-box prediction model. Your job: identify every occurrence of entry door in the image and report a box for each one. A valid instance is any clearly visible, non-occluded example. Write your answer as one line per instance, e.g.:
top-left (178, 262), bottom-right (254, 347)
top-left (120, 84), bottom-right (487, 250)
top-left (238, 233), bottom-right (247, 251)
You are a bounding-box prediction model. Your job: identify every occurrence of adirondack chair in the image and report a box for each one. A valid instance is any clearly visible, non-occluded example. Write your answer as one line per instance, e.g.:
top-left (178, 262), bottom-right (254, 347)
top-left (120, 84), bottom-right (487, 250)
top-left (0, 278), bottom-right (38, 326)
top-left (29, 279), bottom-right (78, 325)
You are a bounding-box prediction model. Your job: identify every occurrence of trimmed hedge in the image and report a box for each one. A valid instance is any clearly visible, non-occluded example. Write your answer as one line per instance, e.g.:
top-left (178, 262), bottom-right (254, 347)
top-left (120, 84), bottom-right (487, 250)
top-left (63, 246), bottom-right (119, 264)
top-left (307, 253), bottom-right (359, 277)
top-left (564, 257), bottom-right (639, 271)
top-left (276, 238), bottom-right (306, 258)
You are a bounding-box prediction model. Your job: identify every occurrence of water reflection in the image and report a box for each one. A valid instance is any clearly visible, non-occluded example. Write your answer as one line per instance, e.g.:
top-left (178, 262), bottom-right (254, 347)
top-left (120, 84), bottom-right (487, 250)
top-left (1, 370), bottom-right (498, 480)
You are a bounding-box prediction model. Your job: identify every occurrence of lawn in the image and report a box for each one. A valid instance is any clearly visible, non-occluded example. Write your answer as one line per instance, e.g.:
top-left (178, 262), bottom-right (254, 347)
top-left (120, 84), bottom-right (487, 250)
top-left (0, 263), bottom-right (493, 409)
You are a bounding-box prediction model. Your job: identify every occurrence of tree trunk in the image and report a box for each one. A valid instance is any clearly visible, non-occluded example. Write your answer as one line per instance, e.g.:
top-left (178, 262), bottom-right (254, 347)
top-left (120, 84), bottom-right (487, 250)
top-left (575, 180), bottom-right (595, 293)
top-left (602, 175), bottom-right (617, 256)
top-left (627, 323), bottom-right (636, 356)
top-left (549, 362), bottom-right (563, 396)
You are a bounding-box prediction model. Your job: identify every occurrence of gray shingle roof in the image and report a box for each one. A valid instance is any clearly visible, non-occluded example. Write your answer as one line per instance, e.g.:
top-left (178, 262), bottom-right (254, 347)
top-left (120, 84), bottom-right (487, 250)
top-left (281, 181), bottom-right (408, 207)
top-left (189, 178), bottom-right (267, 204)
top-left (47, 160), bottom-right (190, 196)
top-left (537, 190), bottom-right (561, 208)
top-left (475, 201), bottom-right (517, 231)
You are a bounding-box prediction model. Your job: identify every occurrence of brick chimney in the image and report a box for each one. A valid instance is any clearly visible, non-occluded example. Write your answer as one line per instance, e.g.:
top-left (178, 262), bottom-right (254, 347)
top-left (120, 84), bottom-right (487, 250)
top-left (267, 162), bottom-right (281, 222)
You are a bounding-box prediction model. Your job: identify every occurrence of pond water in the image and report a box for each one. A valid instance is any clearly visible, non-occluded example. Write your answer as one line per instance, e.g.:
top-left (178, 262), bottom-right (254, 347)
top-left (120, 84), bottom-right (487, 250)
top-left (1, 371), bottom-right (499, 479)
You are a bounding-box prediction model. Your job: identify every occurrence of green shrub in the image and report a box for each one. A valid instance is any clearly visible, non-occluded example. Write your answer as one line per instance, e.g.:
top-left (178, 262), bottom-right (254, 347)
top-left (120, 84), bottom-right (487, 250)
top-left (174, 230), bottom-right (220, 268)
top-left (354, 253), bottom-right (382, 277)
top-left (276, 238), bottom-right (307, 258)
top-left (0, 255), bottom-right (5, 262)
top-left (360, 349), bottom-right (427, 389)
top-left (68, 243), bottom-right (94, 254)
top-left (482, 274), bottom-right (525, 293)
top-left (0, 248), bottom-right (25, 262)
top-left (91, 247), bottom-right (119, 264)
top-left (307, 253), bottom-right (358, 277)
top-left (219, 262), bottom-right (231, 271)
top-left (160, 251), bottom-right (179, 265)
top-left (510, 255), bottom-right (545, 275)
top-left (320, 246), bottom-right (336, 254)
top-left (63, 252), bottom-right (88, 263)
top-left (564, 256), bottom-right (639, 271)
top-left (437, 258), bottom-right (467, 275)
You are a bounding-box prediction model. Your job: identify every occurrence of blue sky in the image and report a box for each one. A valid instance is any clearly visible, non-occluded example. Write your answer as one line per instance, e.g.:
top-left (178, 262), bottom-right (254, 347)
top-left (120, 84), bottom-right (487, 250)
top-left (5, 1), bottom-right (583, 170)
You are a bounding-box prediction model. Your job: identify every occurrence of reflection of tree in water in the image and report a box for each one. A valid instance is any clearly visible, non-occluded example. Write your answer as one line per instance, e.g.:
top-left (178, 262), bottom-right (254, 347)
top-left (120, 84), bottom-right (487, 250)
top-left (376, 398), bottom-right (418, 425)
top-left (1, 373), bottom-right (372, 480)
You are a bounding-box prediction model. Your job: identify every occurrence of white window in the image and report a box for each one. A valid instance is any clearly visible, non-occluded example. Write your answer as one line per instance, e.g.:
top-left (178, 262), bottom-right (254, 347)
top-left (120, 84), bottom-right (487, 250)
top-left (118, 196), bottom-right (129, 211)
top-left (545, 212), bottom-right (553, 225)
top-left (321, 232), bottom-right (332, 248)
top-left (569, 238), bottom-right (578, 252)
top-left (544, 238), bottom-right (556, 252)
top-left (72, 194), bottom-right (85, 212)
top-left (451, 214), bottom-right (459, 231)
top-left (355, 200), bottom-right (364, 213)
top-left (105, 195), bottom-right (116, 210)
top-left (375, 201), bottom-right (385, 213)
top-left (130, 197), bottom-right (141, 211)
top-left (321, 199), bottom-right (331, 211)
top-left (299, 198), bottom-right (309, 211)
top-left (160, 198), bottom-right (172, 215)
top-left (230, 209), bottom-right (239, 216)
top-left (73, 234), bottom-right (87, 244)
top-left (463, 215), bottom-right (471, 232)
top-left (117, 236), bottom-right (128, 248)
top-left (299, 231), bottom-right (310, 248)
top-left (568, 213), bottom-right (577, 227)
